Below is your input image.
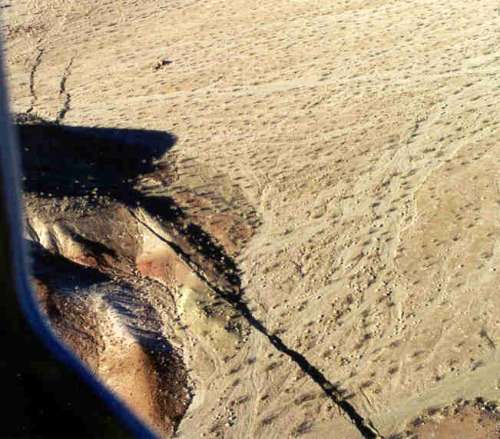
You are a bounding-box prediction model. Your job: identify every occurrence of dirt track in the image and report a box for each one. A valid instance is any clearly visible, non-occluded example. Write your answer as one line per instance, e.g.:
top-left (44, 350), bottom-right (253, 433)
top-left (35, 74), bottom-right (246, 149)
top-left (3, 0), bottom-right (500, 437)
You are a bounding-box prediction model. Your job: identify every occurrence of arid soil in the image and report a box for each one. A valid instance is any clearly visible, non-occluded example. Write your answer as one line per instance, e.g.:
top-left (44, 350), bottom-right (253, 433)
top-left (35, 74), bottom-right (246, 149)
top-left (405, 401), bottom-right (499, 439)
top-left (2, 0), bottom-right (500, 438)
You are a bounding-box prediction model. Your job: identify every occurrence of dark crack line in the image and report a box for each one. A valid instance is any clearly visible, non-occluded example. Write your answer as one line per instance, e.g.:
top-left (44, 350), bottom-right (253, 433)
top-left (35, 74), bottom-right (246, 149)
top-left (55, 57), bottom-right (74, 124)
top-left (218, 291), bottom-right (380, 438)
top-left (129, 209), bottom-right (380, 438)
top-left (26, 47), bottom-right (45, 114)
top-left (19, 117), bottom-right (378, 436)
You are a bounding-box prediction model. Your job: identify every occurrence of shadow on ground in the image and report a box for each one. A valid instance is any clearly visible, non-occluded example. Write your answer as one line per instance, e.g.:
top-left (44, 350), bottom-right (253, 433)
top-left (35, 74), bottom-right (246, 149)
top-left (17, 116), bottom-right (240, 285)
top-left (16, 116), bottom-right (176, 201)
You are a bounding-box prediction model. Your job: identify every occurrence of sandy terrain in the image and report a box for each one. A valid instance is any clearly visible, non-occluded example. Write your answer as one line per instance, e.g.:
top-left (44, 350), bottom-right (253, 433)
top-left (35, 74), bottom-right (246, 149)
top-left (2, 0), bottom-right (500, 437)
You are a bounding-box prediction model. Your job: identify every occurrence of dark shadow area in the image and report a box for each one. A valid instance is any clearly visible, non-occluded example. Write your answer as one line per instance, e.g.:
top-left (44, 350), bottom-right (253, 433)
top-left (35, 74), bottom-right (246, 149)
top-left (17, 115), bottom-right (241, 291)
top-left (16, 114), bottom-right (176, 200)
top-left (30, 239), bottom-right (109, 289)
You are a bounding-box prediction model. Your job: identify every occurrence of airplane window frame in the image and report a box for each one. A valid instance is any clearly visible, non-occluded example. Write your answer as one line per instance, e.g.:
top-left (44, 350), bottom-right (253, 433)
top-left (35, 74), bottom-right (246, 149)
top-left (0, 39), bottom-right (157, 439)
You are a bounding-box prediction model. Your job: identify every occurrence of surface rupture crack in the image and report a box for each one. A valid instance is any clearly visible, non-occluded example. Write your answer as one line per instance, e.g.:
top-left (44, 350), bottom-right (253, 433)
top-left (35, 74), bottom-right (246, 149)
top-left (55, 57), bottom-right (75, 124)
top-left (26, 47), bottom-right (45, 114)
top-left (130, 209), bottom-right (380, 438)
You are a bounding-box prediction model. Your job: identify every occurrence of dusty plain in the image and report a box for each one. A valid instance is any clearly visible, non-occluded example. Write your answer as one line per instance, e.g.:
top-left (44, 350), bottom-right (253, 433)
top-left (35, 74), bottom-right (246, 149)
top-left (2, 0), bottom-right (500, 437)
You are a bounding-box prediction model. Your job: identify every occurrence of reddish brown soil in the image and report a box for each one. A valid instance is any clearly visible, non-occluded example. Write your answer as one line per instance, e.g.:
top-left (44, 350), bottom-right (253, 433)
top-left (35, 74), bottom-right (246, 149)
top-left (408, 404), bottom-right (499, 439)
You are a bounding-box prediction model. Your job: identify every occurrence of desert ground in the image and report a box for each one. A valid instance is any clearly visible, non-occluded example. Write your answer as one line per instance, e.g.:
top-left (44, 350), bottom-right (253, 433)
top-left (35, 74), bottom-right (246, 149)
top-left (2, 0), bottom-right (500, 437)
